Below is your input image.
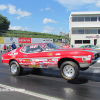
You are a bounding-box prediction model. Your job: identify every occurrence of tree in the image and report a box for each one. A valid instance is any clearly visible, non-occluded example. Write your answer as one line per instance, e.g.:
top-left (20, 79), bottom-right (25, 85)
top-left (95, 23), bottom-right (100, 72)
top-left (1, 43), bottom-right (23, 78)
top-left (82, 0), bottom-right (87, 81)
top-left (0, 14), bottom-right (10, 30)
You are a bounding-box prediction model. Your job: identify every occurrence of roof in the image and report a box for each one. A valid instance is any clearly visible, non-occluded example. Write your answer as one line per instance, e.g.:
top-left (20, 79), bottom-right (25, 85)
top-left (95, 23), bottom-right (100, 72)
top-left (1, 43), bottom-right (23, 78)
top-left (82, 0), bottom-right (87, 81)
top-left (71, 11), bottom-right (100, 16)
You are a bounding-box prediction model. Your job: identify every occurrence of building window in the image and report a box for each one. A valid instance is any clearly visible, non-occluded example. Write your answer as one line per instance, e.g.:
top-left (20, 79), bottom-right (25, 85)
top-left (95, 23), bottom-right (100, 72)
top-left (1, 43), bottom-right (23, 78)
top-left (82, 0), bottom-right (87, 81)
top-left (78, 17), bottom-right (84, 22)
top-left (75, 40), bottom-right (82, 44)
top-left (91, 17), bottom-right (97, 21)
top-left (90, 29), bottom-right (97, 34)
top-left (83, 40), bottom-right (90, 44)
top-left (85, 29), bottom-right (90, 34)
top-left (78, 30), bottom-right (84, 34)
top-left (98, 29), bottom-right (100, 34)
top-left (85, 17), bottom-right (90, 21)
top-left (72, 16), bottom-right (97, 22)
top-left (72, 29), bottom-right (78, 34)
top-left (72, 17), bottom-right (77, 22)
top-left (99, 17), bottom-right (100, 21)
top-left (72, 29), bottom-right (99, 34)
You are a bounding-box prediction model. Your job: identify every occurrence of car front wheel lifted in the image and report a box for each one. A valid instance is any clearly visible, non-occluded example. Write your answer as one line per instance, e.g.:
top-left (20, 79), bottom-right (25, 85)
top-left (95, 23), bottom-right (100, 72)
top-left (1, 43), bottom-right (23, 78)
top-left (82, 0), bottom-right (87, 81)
top-left (60, 61), bottom-right (79, 80)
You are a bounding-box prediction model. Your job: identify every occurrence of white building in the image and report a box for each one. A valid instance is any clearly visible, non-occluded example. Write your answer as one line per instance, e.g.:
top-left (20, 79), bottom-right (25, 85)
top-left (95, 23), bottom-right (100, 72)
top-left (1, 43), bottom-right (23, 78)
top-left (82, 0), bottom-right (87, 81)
top-left (69, 11), bottom-right (100, 48)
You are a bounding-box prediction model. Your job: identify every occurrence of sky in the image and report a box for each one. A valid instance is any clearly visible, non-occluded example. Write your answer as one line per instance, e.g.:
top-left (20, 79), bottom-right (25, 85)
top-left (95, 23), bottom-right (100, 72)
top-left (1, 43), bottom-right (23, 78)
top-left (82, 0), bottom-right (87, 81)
top-left (0, 0), bottom-right (100, 35)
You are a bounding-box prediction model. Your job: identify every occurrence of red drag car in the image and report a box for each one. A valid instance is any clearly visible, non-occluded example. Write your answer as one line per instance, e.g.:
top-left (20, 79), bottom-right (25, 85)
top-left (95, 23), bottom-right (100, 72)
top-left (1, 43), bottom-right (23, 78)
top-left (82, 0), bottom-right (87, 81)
top-left (1, 43), bottom-right (100, 80)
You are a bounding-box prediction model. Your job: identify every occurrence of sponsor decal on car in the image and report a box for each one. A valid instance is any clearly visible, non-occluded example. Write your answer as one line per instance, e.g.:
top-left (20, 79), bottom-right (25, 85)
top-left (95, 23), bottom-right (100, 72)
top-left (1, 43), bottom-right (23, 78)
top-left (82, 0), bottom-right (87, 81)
top-left (55, 53), bottom-right (60, 55)
top-left (39, 62), bottom-right (44, 64)
top-left (8, 52), bottom-right (18, 56)
top-left (31, 59), bottom-right (47, 61)
top-left (47, 53), bottom-right (53, 56)
top-left (82, 57), bottom-right (91, 61)
top-left (52, 59), bottom-right (58, 62)
top-left (25, 59), bottom-right (30, 61)
top-left (29, 65), bottom-right (39, 68)
top-left (31, 62), bottom-right (36, 65)
top-left (49, 62), bottom-right (52, 63)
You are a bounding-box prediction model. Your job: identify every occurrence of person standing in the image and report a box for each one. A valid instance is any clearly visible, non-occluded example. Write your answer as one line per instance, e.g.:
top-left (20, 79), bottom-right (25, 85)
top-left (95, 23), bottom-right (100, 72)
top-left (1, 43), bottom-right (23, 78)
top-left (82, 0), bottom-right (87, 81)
top-left (11, 42), bottom-right (16, 50)
top-left (8, 45), bottom-right (12, 52)
top-left (19, 43), bottom-right (23, 47)
top-left (71, 44), bottom-right (73, 48)
top-left (3, 45), bottom-right (6, 50)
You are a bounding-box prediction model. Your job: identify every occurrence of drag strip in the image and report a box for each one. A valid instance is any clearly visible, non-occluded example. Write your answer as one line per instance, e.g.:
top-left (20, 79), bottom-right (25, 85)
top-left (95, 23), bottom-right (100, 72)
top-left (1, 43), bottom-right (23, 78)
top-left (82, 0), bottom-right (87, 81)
top-left (0, 52), bottom-right (100, 100)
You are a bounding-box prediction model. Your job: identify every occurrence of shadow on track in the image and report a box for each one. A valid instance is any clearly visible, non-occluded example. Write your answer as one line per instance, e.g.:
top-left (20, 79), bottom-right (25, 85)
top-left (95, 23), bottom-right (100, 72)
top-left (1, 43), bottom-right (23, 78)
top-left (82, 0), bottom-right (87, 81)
top-left (19, 68), bottom-right (100, 84)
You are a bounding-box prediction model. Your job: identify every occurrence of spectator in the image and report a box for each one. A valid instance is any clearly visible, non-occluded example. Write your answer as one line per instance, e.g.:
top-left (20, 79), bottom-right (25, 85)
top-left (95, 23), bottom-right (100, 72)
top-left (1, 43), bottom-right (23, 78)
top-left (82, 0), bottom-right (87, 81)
top-left (8, 45), bottom-right (12, 52)
top-left (71, 44), bottom-right (73, 48)
top-left (3, 45), bottom-right (6, 50)
top-left (19, 43), bottom-right (23, 47)
top-left (11, 42), bottom-right (16, 50)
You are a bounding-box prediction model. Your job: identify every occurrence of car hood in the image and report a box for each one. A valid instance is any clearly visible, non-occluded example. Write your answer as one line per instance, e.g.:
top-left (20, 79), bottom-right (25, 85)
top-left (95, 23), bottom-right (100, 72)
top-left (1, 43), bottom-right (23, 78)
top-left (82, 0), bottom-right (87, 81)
top-left (55, 48), bottom-right (100, 54)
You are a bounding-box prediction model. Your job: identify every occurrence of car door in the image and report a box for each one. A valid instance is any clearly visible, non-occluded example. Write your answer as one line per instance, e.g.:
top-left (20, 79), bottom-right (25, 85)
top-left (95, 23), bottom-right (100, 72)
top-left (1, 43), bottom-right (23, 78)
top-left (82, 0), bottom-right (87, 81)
top-left (18, 44), bottom-right (58, 68)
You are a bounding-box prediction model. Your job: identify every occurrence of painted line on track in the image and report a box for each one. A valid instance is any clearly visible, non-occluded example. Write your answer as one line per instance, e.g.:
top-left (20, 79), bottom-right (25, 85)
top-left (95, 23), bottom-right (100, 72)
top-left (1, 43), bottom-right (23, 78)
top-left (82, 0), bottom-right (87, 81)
top-left (0, 83), bottom-right (64, 100)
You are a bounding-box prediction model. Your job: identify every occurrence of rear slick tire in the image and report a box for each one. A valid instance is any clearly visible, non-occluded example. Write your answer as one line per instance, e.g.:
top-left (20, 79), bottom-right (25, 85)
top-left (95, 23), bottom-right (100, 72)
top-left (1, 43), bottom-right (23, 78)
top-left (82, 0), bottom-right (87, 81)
top-left (9, 61), bottom-right (23, 76)
top-left (60, 61), bottom-right (79, 80)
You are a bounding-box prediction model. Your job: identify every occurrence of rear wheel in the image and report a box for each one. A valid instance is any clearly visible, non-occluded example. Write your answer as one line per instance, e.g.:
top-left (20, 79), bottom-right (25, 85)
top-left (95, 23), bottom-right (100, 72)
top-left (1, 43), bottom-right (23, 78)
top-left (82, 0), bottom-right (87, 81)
top-left (60, 61), bottom-right (79, 80)
top-left (9, 61), bottom-right (23, 76)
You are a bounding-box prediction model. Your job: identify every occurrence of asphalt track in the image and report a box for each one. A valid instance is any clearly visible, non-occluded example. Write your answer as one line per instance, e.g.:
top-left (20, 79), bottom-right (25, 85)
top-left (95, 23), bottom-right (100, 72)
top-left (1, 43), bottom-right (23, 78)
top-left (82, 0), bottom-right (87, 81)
top-left (0, 51), bottom-right (100, 100)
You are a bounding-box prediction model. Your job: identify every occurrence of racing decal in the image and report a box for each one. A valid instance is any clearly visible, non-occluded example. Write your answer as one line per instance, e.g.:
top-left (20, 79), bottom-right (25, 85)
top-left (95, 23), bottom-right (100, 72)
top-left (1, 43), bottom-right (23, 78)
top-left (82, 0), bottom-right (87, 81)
top-left (29, 65), bottom-right (39, 68)
top-left (73, 56), bottom-right (91, 61)
top-left (31, 62), bottom-right (36, 65)
top-left (73, 56), bottom-right (88, 58)
top-left (82, 57), bottom-right (91, 61)
top-left (8, 52), bottom-right (18, 56)
top-left (17, 57), bottom-right (59, 68)
top-left (8, 49), bottom-right (18, 58)
top-left (52, 59), bottom-right (58, 61)
top-left (25, 59), bottom-right (30, 61)
top-left (8, 51), bottom-right (18, 59)
top-left (31, 59), bottom-right (47, 62)
top-left (39, 62), bottom-right (44, 64)
top-left (55, 53), bottom-right (60, 55)
top-left (47, 53), bottom-right (53, 56)
top-left (30, 45), bottom-right (38, 48)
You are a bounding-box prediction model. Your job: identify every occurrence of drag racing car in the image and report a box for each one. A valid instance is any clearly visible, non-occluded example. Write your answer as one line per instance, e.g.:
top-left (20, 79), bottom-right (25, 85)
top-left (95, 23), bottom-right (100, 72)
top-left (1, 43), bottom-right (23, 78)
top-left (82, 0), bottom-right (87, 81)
top-left (1, 43), bottom-right (100, 80)
top-left (80, 45), bottom-right (100, 50)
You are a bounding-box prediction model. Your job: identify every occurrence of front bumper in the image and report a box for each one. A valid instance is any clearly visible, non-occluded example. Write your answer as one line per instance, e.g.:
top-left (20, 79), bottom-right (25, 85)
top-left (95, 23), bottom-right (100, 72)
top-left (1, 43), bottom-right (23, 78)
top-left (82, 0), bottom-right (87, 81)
top-left (79, 57), bottom-right (100, 68)
top-left (79, 63), bottom-right (91, 68)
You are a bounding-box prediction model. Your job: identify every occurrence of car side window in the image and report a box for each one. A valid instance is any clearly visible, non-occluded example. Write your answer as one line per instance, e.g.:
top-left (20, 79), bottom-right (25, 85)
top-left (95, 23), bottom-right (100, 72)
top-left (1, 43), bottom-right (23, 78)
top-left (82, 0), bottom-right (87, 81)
top-left (24, 45), bottom-right (44, 53)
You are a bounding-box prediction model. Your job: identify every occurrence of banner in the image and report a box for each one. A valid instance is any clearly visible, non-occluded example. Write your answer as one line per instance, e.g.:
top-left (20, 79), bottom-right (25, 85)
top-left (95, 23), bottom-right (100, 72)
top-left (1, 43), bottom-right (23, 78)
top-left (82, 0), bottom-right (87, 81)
top-left (0, 37), bottom-right (4, 43)
top-left (4, 37), bottom-right (18, 43)
top-left (86, 36), bottom-right (100, 38)
top-left (31, 38), bottom-right (43, 43)
top-left (43, 39), bottom-right (53, 43)
top-left (62, 39), bottom-right (67, 43)
top-left (18, 38), bottom-right (31, 43)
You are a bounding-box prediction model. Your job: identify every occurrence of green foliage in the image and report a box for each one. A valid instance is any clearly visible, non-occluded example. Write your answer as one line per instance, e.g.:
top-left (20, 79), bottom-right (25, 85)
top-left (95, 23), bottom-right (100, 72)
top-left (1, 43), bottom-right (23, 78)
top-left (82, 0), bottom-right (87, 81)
top-left (0, 14), bottom-right (10, 30)
top-left (0, 30), bottom-right (66, 39)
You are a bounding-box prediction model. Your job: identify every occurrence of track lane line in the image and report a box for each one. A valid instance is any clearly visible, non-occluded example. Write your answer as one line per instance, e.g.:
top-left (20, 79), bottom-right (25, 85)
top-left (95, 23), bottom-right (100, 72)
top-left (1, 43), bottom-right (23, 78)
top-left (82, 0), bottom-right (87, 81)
top-left (0, 83), bottom-right (64, 100)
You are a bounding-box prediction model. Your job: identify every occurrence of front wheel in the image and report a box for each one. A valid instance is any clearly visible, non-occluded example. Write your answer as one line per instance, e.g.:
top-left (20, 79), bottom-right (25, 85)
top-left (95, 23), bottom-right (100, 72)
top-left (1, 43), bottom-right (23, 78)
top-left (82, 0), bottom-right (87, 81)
top-left (60, 61), bottom-right (79, 80)
top-left (9, 61), bottom-right (23, 76)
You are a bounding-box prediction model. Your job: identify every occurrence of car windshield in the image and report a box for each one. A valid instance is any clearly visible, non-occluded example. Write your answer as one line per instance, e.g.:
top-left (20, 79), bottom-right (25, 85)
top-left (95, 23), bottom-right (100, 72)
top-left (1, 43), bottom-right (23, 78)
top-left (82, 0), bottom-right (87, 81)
top-left (40, 43), bottom-right (60, 51)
